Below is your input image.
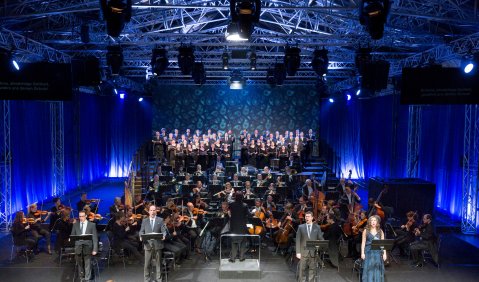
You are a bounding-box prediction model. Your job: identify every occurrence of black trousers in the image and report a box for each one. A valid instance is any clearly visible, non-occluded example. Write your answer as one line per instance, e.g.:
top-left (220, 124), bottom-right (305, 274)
top-left (298, 255), bottom-right (318, 282)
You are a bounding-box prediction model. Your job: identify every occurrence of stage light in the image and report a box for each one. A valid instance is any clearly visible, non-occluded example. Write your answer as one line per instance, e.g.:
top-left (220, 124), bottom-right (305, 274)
top-left (119, 93), bottom-right (125, 99)
top-left (106, 45), bottom-right (123, 75)
top-left (12, 60), bottom-right (19, 70)
top-left (355, 47), bottom-right (372, 75)
top-left (356, 89), bottom-right (361, 96)
top-left (329, 98), bottom-right (335, 103)
top-left (100, 0), bottom-right (132, 37)
top-left (178, 46), bottom-right (195, 75)
top-left (346, 94), bottom-right (352, 101)
top-left (151, 48), bottom-right (169, 76)
top-left (192, 62), bottom-right (206, 85)
top-left (311, 48), bottom-right (329, 77)
top-left (250, 52), bottom-right (257, 70)
top-left (229, 70), bottom-right (245, 90)
top-left (138, 97), bottom-right (144, 102)
top-left (114, 88), bottom-right (118, 95)
top-left (462, 53), bottom-right (479, 74)
top-left (222, 51), bottom-right (230, 70)
top-left (284, 46), bottom-right (301, 76)
top-left (359, 0), bottom-right (390, 40)
top-left (226, 0), bottom-right (261, 41)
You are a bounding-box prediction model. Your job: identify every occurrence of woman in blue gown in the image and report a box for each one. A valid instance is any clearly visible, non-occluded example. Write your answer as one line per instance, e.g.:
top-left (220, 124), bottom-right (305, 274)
top-left (361, 215), bottom-right (387, 282)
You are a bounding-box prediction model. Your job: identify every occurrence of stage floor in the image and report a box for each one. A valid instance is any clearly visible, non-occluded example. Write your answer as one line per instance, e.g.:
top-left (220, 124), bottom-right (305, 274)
top-left (0, 180), bottom-right (478, 282)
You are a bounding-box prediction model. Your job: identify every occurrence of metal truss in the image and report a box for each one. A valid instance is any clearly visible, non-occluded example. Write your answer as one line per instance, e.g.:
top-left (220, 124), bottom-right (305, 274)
top-left (0, 101), bottom-right (12, 232)
top-left (407, 105), bottom-right (421, 178)
top-left (462, 105), bottom-right (479, 234)
top-left (1, 1), bottom-right (478, 86)
top-left (50, 102), bottom-right (65, 197)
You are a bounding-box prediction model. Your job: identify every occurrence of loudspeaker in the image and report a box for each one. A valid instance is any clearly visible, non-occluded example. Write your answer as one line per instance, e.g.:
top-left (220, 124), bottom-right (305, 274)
top-left (71, 56), bottom-right (101, 86)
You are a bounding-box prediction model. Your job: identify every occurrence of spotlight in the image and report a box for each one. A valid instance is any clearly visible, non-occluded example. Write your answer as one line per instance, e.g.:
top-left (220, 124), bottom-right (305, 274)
top-left (100, 0), bottom-right (132, 37)
top-left (138, 97), bottom-right (144, 102)
top-left (192, 62), bottom-right (206, 85)
top-left (284, 46), bottom-right (301, 76)
top-left (311, 48), bottom-right (329, 77)
top-left (359, 0), bottom-right (390, 40)
top-left (106, 45), bottom-right (123, 75)
top-left (329, 98), bottom-right (334, 103)
top-left (250, 52), bottom-right (257, 70)
top-left (462, 53), bottom-right (479, 74)
top-left (229, 70), bottom-right (245, 90)
top-left (114, 88), bottom-right (118, 95)
top-left (346, 94), bottom-right (352, 101)
top-left (178, 46), bottom-right (195, 75)
top-left (356, 89), bottom-right (361, 96)
top-left (222, 51), bottom-right (230, 70)
top-left (119, 92), bottom-right (125, 99)
top-left (12, 60), bottom-right (20, 71)
top-left (151, 48), bottom-right (169, 76)
top-left (226, 0), bottom-right (261, 41)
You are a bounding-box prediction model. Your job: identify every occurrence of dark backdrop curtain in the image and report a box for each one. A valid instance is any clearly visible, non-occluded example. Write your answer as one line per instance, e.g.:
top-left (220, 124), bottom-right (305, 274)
top-left (9, 94), bottom-right (151, 213)
top-left (321, 94), bottom-right (464, 218)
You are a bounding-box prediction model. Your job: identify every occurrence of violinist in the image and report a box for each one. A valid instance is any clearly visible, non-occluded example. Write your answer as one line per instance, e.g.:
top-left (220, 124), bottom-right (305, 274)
top-left (193, 194), bottom-right (208, 209)
top-left (184, 202), bottom-right (202, 253)
top-left (124, 206), bottom-right (142, 244)
top-left (392, 211), bottom-right (418, 257)
top-left (27, 203), bottom-right (52, 254)
top-left (163, 213), bottom-right (189, 264)
top-left (294, 196), bottom-right (308, 224)
top-left (77, 192), bottom-right (97, 214)
top-left (83, 205), bottom-right (101, 223)
top-left (109, 197), bottom-right (124, 218)
top-left (49, 197), bottom-right (63, 231)
top-left (410, 214), bottom-right (438, 267)
top-left (323, 213), bottom-right (341, 268)
top-left (54, 208), bottom-right (75, 254)
top-left (11, 211), bottom-right (36, 255)
top-left (111, 212), bottom-right (143, 264)
top-left (349, 210), bottom-right (368, 259)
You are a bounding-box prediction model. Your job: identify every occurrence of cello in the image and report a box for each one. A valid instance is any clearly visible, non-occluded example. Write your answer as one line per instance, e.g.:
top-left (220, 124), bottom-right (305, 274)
top-left (368, 185), bottom-right (388, 220)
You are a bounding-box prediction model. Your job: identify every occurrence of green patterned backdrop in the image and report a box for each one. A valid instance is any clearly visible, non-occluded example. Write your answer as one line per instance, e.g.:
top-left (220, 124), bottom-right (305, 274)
top-left (152, 85), bottom-right (320, 134)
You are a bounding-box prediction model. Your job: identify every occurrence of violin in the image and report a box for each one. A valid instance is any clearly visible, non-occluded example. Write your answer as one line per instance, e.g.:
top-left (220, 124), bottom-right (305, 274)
top-left (193, 207), bottom-right (207, 215)
top-left (33, 210), bottom-right (49, 217)
top-left (85, 199), bottom-right (100, 204)
top-left (56, 204), bottom-right (72, 215)
top-left (87, 213), bottom-right (102, 221)
top-left (22, 218), bottom-right (35, 224)
top-left (352, 218), bottom-right (368, 235)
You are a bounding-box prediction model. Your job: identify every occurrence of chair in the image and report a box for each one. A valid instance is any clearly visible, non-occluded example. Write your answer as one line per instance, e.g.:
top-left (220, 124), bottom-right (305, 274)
top-left (106, 231), bottom-right (126, 268)
top-left (422, 235), bottom-right (441, 268)
top-left (161, 251), bottom-right (176, 282)
top-left (352, 258), bottom-right (362, 281)
top-left (10, 232), bottom-right (32, 263)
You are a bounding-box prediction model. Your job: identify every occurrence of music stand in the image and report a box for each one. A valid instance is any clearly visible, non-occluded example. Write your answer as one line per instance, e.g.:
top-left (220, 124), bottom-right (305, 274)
top-left (306, 240), bottom-right (329, 281)
top-left (141, 232), bottom-right (164, 242)
top-left (70, 234), bottom-right (93, 281)
top-left (371, 239), bottom-right (396, 264)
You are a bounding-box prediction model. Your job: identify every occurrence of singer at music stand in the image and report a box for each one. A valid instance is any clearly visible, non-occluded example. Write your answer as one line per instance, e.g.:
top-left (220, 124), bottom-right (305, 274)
top-left (70, 211), bottom-right (98, 282)
top-left (295, 211), bottom-right (324, 282)
top-left (140, 204), bottom-right (166, 282)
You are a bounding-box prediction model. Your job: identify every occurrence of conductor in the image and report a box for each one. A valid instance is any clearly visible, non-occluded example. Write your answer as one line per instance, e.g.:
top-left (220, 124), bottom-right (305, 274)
top-left (296, 211), bottom-right (324, 282)
top-left (70, 210), bottom-right (98, 282)
top-left (140, 204), bottom-right (167, 282)
top-left (228, 191), bottom-right (250, 262)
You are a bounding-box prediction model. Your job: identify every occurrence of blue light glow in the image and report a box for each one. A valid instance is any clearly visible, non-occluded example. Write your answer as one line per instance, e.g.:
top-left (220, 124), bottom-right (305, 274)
top-left (119, 93), bottom-right (125, 99)
top-left (464, 63), bottom-right (474, 74)
top-left (12, 60), bottom-right (19, 70)
top-left (329, 98), bottom-right (334, 103)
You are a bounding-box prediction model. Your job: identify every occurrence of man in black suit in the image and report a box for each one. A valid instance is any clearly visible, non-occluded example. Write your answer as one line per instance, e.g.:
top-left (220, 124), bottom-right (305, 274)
top-left (296, 211), bottom-right (324, 282)
top-left (228, 191), bottom-right (250, 262)
top-left (70, 210), bottom-right (98, 282)
top-left (140, 204), bottom-right (167, 282)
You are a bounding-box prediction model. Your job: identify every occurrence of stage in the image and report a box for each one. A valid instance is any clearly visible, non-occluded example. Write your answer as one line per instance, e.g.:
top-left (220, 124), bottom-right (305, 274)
top-left (1, 180), bottom-right (478, 282)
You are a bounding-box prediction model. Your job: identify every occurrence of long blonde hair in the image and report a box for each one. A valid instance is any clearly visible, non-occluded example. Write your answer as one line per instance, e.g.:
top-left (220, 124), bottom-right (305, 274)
top-left (366, 215), bottom-right (383, 236)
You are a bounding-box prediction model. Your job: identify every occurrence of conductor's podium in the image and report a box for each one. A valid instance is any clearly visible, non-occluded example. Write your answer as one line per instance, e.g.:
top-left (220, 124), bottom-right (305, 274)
top-left (219, 234), bottom-right (261, 279)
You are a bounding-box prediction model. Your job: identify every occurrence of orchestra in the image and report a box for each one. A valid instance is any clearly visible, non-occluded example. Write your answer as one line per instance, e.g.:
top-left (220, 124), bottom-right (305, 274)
top-left (9, 127), bottom-right (442, 279)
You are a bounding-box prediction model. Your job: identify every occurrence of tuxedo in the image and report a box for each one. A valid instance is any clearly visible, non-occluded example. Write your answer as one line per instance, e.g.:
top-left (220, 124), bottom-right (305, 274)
top-left (70, 220), bottom-right (98, 281)
top-left (296, 222), bottom-right (324, 282)
top-left (140, 216), bottom-right (167, 282)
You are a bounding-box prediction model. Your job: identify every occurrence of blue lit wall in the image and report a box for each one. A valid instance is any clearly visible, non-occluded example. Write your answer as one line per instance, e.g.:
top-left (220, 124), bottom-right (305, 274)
top-left (321, 95), bottom-right (464, 218)
top-left (152, 85), bottom-right (320, 133)
top-left (8, 94), bottom-right (151, 212)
